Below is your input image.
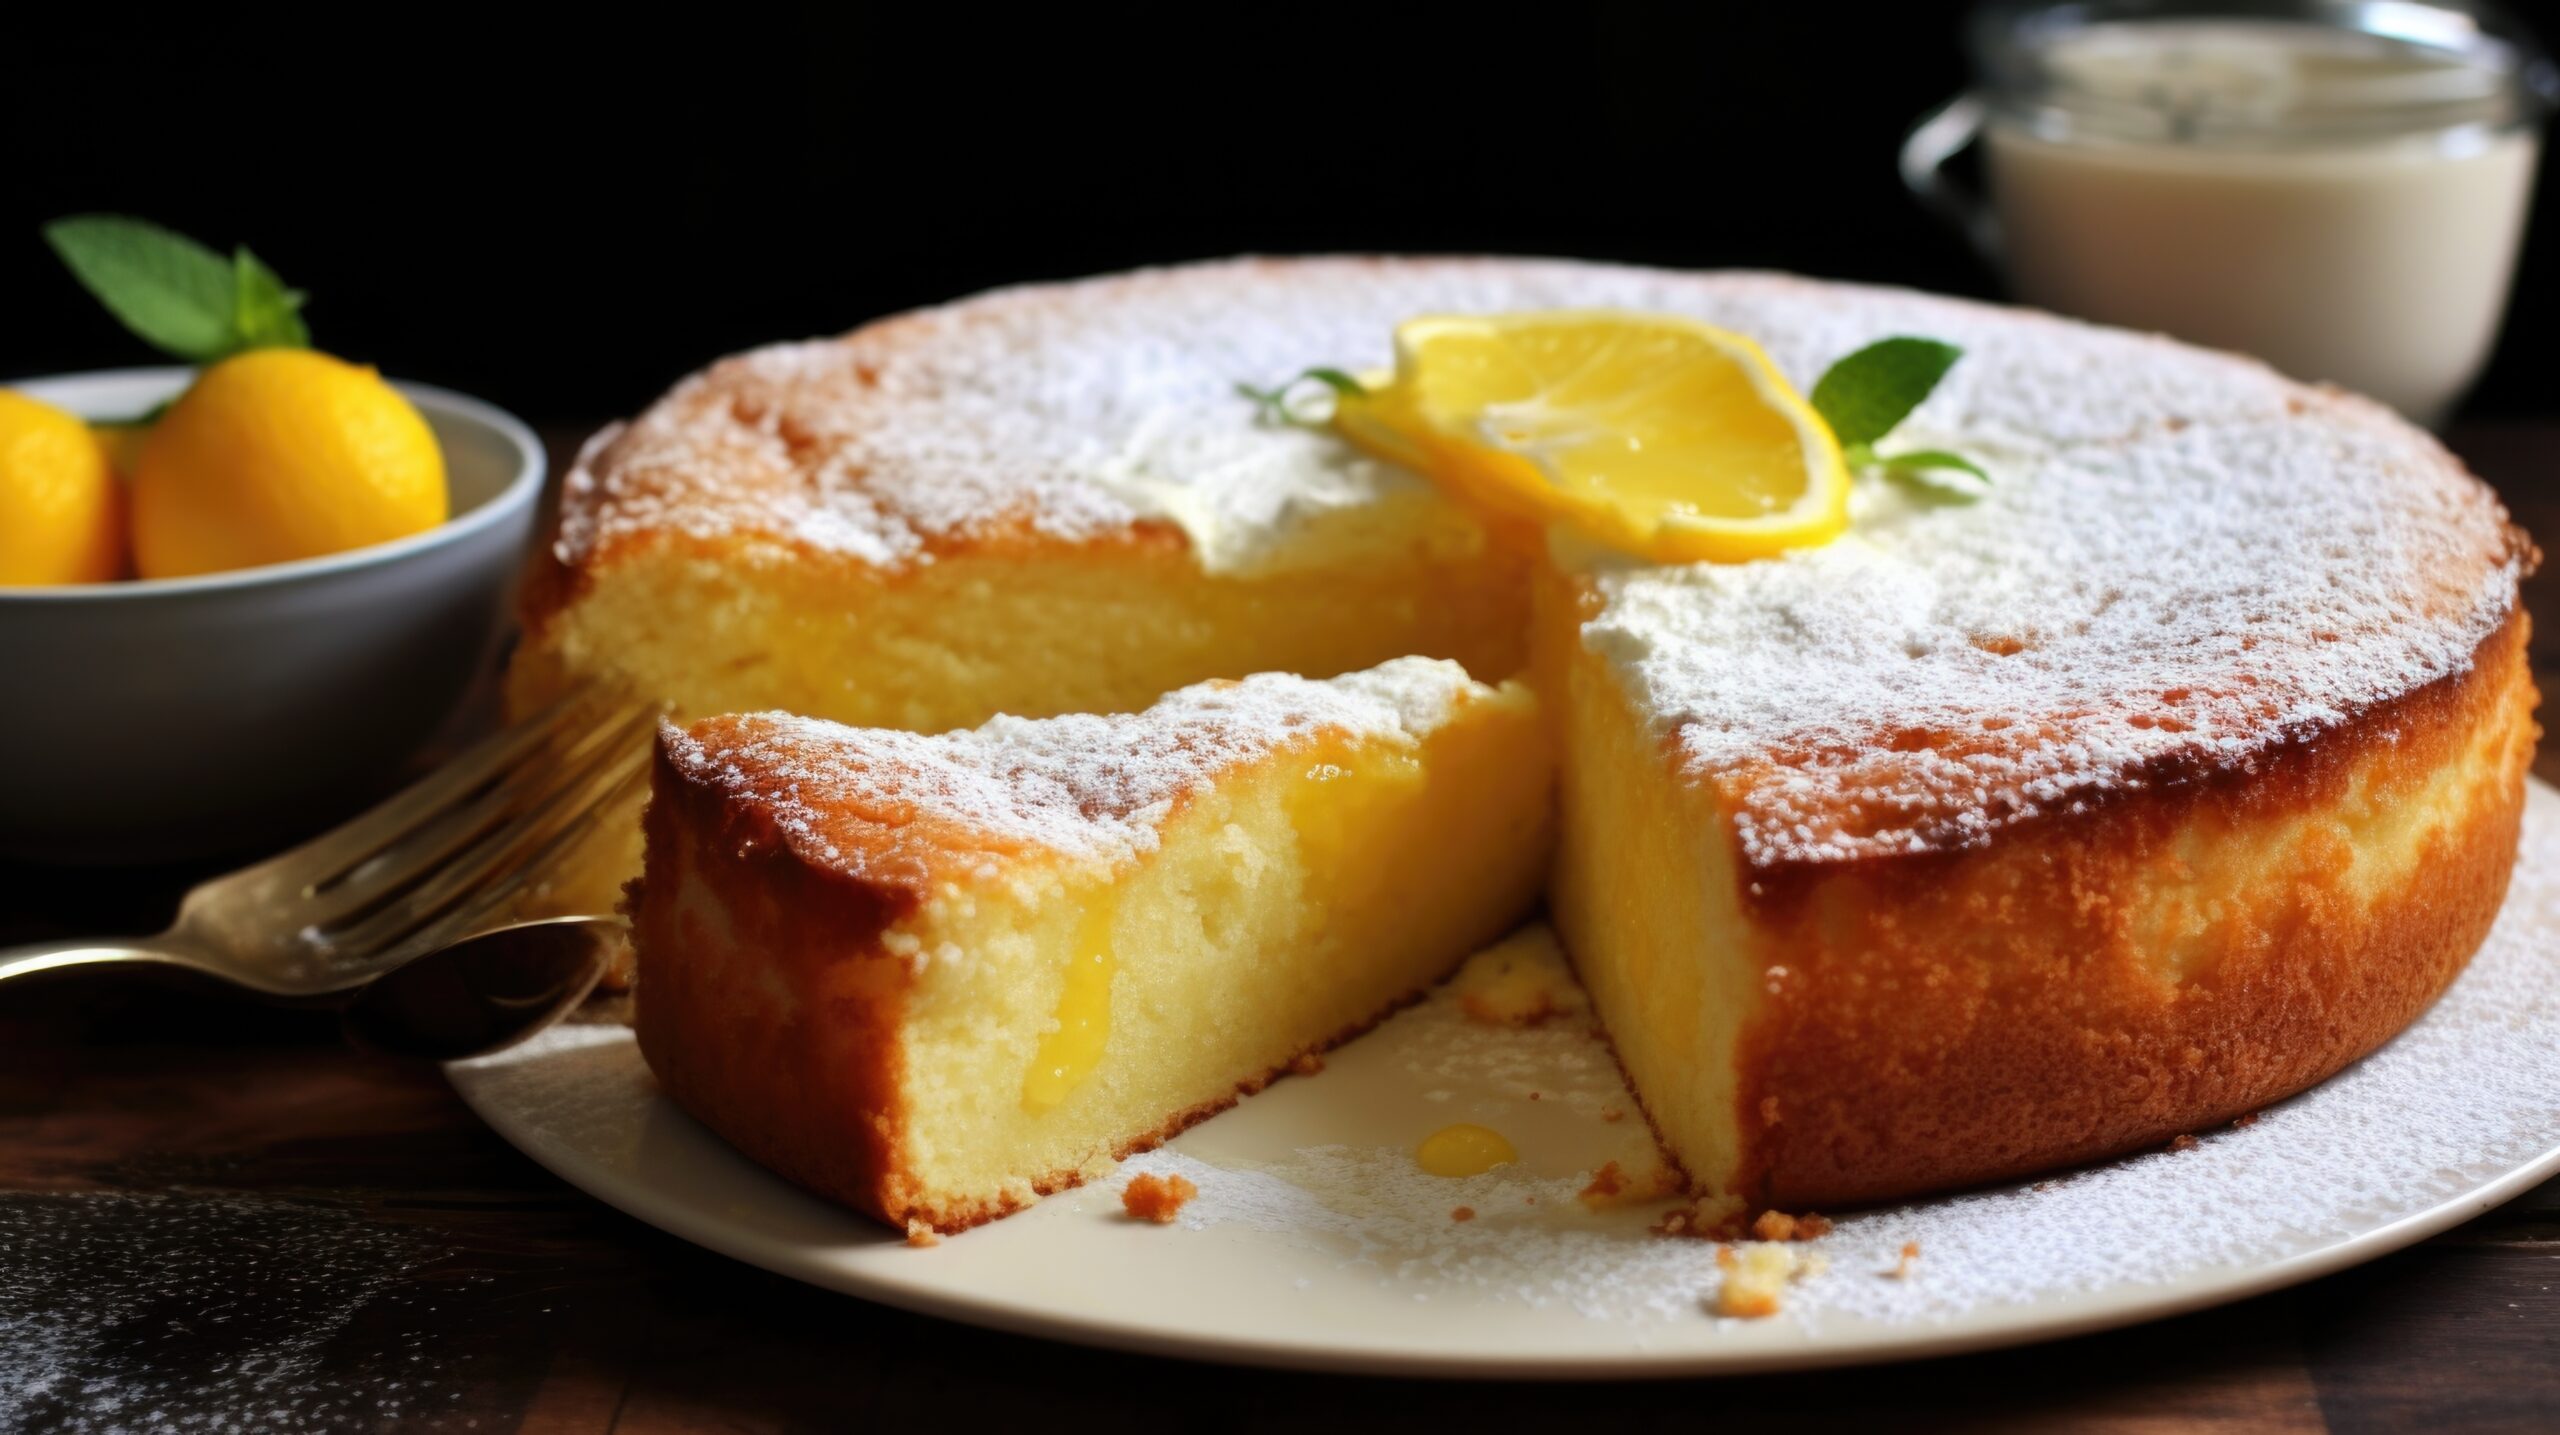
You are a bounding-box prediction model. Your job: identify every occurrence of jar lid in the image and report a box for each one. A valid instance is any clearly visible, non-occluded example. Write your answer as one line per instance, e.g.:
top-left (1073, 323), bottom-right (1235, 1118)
top-left (1971, 1), bottom-right (2558, 145)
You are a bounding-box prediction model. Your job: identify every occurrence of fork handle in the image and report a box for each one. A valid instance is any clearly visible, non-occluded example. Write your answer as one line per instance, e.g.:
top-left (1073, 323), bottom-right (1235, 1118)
top-left (0, 939), bottom-right (195, 989)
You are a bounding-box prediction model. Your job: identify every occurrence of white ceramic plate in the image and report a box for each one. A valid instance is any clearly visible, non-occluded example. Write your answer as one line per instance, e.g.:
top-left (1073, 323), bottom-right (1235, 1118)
top-left (451, 781), bottom-right (2560, 1378)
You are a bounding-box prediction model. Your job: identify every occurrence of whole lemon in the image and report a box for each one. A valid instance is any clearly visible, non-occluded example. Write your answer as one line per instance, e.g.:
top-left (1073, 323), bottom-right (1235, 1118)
top-left (133, 349), bottom-right (447, 579)
top-left (0, 389), bottom-right (126, 586)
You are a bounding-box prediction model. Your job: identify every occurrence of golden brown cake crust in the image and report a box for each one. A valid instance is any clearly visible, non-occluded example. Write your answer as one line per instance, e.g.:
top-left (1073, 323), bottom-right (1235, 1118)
top-left (1729, 606), bottom-right (2539, 1209)
top-left (632, 743), bottom-right (919, 1223)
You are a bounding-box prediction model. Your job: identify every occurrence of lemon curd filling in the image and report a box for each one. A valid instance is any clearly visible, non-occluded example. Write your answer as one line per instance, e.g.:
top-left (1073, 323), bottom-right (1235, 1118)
top-left (1021, 900), bottom-right (1120, 1112)
top-left (1018, 735), bottom-right (1476, 1118)
top-left (1283, 748), bottom-right (1427, 920)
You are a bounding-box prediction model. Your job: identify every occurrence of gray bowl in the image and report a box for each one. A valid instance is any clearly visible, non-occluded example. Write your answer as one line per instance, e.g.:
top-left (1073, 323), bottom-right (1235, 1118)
top-left (0, 367), bottom-right (545, 863)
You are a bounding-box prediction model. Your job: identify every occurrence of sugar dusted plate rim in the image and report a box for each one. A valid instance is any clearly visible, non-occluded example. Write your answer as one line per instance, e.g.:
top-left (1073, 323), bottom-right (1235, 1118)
top-left (448, 781), bottom-right (2560, 1378)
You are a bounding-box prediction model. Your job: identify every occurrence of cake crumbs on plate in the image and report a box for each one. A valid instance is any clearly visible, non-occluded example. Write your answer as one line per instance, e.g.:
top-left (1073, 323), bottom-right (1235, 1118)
top-left (1712, 1242), bottom-right (1810, 1320)
top-left (1751, 1209), bottom-right (1835, 1242)
top-left (1600, 1106), bottom-right (1625, 1123)
top-left (1121, 1172), bottom-right (1197, 1224)
top-left (904, 1219), bottom-right (941, 1248)
top-left (2232, 1112), bottom-right (2261, 1129)
top-left (1451, 928), bottom-right (1584, 1028)
top-left (2169, 1133), bottom-right (2201, 1153)
top-left (1884, 1241), bottom-right (1922, 1279)
top-left (1579, 1160), bottom-right (1680, 1210)
top-left (1451, 1206), bottom-right (1475, 1223)
top-left (1654, 1193), bottom-right (1749, 1240)
top-left (1580, 1161), bottom-right (1627, 1204)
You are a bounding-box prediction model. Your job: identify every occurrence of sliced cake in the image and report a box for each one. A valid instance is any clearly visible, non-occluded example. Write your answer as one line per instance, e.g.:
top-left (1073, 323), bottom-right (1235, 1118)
top-left (1538, 449), bottom-right (2535, 1205)
top-left (631, 658), bottom-right (1553, 1231)
top-left (528, 256), bottom-right (2535, 1227)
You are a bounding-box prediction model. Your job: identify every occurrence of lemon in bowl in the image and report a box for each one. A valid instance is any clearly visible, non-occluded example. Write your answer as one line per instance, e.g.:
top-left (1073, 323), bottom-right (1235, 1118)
top-left (0, 367), bottom-right (543, 861)
top-left (0, 388), bottom-right (127, 586)
top-left (131, 348), bottom-right (450, 579)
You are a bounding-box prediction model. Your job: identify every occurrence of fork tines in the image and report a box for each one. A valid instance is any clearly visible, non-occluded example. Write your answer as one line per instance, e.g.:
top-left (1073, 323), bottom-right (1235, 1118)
top-left (189, 682), bottom-right (659, 978)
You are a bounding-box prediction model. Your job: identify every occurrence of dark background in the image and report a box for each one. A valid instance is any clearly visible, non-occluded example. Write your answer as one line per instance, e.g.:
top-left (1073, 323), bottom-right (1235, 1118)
top-left (7, 2), bottom-right (2558, 424)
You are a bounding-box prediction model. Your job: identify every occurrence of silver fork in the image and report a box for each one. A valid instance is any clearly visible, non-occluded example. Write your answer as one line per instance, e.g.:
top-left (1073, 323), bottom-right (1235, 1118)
top-left (0, 684), bottom-right (657, 1003)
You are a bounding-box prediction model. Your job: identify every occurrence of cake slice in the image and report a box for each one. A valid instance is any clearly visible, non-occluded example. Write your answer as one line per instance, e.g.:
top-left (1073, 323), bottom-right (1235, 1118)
top-left (1537, 403), bottom-right (2538, 1211)
top-left (631, 657), bottom-right (1554, 1232)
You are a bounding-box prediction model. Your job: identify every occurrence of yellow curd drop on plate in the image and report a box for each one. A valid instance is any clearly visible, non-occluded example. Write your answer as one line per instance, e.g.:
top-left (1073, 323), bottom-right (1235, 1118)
top-left (1416, 1123), bottom-right (1519, 1178)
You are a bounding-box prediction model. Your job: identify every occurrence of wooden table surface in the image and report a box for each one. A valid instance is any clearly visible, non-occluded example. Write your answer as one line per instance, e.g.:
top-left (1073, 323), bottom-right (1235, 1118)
top-left (5, 424), bottom-right (2558, 1434)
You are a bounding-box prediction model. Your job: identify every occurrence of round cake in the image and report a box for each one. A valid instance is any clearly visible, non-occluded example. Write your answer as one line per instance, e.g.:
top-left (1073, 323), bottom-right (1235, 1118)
top-left (516, 256), bottom-right (2537, 1223)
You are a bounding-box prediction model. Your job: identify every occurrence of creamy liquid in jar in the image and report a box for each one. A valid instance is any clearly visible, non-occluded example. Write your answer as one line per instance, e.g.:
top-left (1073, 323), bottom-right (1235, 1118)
top-left (1983, 19), bottom-right (2542, 424)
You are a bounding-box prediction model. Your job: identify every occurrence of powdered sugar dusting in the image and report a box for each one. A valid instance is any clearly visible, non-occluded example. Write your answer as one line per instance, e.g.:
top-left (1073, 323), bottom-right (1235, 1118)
top-left (553, 256), bottom-right (2317, 573)
top-left (662, 656), bottom-right (1482, 879)
top-left (1599, 400), bottom-right (2522, 868)
top-left (565, 256), bottom-right (2522, 870)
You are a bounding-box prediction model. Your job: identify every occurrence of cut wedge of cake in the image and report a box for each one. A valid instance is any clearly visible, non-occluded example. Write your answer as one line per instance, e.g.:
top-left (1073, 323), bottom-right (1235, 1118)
top-left (631, 658), bottom-right (1554, 1231)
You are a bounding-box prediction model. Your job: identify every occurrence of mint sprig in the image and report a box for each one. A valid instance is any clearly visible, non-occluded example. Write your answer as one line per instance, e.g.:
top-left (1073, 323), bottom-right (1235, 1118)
top-left (229, 245), bottom-right (311, 351)
top-left (43, 215), bottom-right (311, 364)
top-left (1809, 337), bottom-right (1986, 498)
top-left (1236, 367), bottom-right (1364, 425)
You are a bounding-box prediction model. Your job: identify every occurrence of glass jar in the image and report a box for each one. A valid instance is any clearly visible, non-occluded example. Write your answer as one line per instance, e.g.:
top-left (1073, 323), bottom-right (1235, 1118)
top-left (1902, 1), bottom-right (2556, 424)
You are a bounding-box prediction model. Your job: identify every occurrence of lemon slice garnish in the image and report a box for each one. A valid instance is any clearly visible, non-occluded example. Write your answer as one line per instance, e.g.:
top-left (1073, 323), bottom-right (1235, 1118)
top-left (1332, 310), bottom-right (1851, 564)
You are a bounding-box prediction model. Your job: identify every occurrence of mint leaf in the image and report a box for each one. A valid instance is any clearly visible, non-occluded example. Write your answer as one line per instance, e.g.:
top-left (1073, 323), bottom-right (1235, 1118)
top-left (1237, 366), bottom-right (1365, 425)
top-left (1878, 448), bottom-right (1987, 482)
top-left (44, 215), bottom-right (240, 361)
top-left (1810, 337), bottom-right (1962, 451)
top-left (1878, 449), bottom-right (1991, 503)
top-left (1234, 381), bottom-right (1290, 422)
top-left (1815, 339), bottom-right (1988, 502)
top-left (43, 217), bottom-right (311, 363)
top-left (231, 246), bottom-right (311, 350)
